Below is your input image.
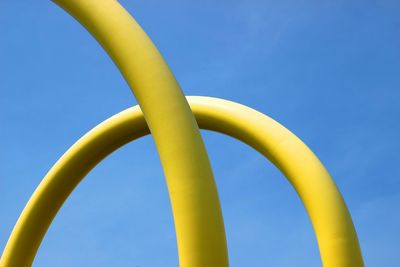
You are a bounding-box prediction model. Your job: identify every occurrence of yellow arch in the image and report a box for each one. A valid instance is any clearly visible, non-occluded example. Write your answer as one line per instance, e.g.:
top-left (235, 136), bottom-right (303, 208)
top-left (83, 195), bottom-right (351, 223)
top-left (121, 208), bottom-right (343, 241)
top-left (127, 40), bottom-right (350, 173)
top-left (52, 0), bottom-right (228, 266)
top-left (0, 96), bottom-right (364, 267)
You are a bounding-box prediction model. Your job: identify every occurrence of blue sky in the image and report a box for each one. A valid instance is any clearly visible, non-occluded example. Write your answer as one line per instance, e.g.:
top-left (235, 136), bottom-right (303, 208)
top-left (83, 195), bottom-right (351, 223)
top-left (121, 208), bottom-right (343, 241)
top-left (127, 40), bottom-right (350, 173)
top-left (1, 0), bottom-right (399, 266)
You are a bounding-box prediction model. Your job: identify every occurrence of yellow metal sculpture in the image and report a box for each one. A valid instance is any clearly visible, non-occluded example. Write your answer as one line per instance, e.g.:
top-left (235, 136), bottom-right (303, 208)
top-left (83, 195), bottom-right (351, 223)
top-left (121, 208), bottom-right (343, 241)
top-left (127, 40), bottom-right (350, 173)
top-left (0, 1), bottom-right (364, 267)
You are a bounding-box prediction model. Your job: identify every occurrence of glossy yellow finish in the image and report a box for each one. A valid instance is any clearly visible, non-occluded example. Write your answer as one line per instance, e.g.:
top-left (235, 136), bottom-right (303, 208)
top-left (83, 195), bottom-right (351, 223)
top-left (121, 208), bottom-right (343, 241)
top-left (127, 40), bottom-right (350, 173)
top-left (0, 97), bottom-right (364, 267)
top-left (51, 0), bottom-right (227, 266)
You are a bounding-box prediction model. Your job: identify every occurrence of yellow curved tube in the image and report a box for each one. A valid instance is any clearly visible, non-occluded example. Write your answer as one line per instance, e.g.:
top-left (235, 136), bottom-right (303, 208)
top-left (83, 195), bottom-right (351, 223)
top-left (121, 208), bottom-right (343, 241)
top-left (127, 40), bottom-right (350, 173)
top-left (0, 96), bottom-right (363, 267)
top-left (52, 0), bottom-right (227, 266)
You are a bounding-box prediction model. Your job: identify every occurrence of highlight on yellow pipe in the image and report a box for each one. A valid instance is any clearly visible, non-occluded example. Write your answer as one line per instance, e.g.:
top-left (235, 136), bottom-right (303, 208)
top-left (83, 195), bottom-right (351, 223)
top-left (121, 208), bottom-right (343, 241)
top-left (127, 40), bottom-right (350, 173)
top-left (0, 97), bottom-right (364, 267)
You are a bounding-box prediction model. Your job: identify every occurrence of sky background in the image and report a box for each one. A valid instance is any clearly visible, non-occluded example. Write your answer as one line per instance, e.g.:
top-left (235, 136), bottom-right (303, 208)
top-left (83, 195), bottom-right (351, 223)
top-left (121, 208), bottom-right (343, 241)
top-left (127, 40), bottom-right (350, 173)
top-left (1, 0), bottom-right (399, 266)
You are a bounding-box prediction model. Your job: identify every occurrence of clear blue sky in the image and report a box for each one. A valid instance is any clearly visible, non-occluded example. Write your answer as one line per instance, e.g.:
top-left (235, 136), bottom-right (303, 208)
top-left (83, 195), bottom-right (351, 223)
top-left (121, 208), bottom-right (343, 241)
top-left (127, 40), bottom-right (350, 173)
top-left (1, 0), bottom-right (399, 266)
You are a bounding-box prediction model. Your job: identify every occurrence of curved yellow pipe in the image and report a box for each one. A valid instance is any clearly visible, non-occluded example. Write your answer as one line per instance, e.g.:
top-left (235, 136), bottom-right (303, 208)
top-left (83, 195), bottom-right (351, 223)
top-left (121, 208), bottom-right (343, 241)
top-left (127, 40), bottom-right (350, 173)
top-left (0, 96), bottom-right (364, 267)
top-left (52, 0), bottom-right (227, 266)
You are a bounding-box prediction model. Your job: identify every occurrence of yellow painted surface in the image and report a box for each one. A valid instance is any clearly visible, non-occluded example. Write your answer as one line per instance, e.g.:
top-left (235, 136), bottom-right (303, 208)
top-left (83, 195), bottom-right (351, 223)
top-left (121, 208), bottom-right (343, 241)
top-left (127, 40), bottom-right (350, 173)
top-left (51, 0), bottom-right (228, 266)
top-left (0, 97), bottom-right (364, 267)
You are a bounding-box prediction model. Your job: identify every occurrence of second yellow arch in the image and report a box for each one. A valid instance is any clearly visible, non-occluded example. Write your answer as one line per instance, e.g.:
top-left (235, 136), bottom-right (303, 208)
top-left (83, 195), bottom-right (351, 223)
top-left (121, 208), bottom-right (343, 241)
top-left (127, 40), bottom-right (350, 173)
top-left (0, 96), bottom-right (363, 267)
